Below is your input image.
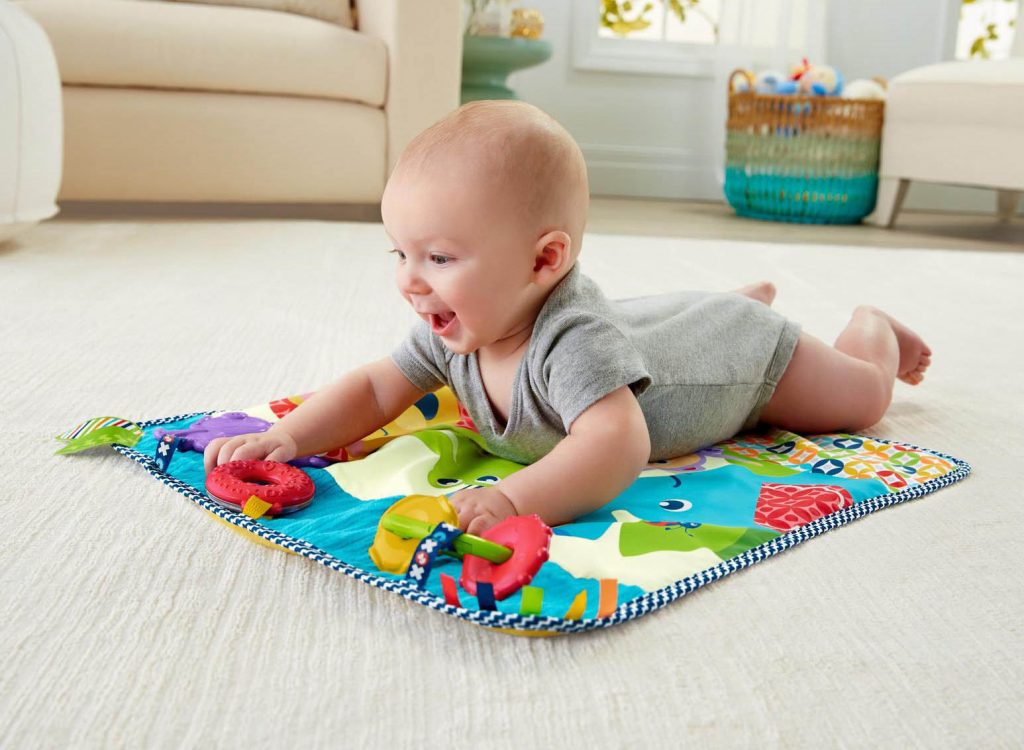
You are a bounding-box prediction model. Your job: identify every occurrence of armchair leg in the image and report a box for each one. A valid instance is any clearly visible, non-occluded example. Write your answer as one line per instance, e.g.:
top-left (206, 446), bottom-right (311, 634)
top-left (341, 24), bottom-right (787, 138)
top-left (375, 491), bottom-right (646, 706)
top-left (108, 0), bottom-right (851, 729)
top-left (997, 190), bottom-right (1021, 222)
top-left (869, 178), bottom-right (910, 228)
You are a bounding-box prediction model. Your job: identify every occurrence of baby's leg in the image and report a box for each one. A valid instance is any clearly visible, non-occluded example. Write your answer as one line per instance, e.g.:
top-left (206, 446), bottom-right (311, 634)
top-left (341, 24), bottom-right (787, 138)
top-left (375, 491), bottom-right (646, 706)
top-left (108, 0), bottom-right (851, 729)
top-left (734, 281), bottom-right (776, 306)
top-left (760, 306), bottom-right (931, 433)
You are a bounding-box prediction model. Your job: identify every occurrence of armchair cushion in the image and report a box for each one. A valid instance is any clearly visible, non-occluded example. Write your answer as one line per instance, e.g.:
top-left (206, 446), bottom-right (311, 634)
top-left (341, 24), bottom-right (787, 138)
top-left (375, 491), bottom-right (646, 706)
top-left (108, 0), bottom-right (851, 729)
top-left (167, 0), bottom-right (352, 28)
top-left (19, 0), bottom-right (385, 106)
top-left (879, 57), bottom-right (1024, 192)
top-left (887, 59), bottom-right (1024, 127)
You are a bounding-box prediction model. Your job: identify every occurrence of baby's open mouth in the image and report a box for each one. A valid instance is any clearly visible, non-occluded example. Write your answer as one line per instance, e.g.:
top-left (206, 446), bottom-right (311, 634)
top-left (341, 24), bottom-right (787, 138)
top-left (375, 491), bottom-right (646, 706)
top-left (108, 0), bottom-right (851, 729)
top-left (429, 311), bottom-right (457, 336)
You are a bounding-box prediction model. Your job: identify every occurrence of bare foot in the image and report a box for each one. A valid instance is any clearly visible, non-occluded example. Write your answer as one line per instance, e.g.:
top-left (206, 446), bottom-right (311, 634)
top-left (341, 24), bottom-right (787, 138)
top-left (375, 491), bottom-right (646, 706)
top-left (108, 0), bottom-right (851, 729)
top-left (735, 281), bottom-right (776, 306)
top-left (865, 306), bottom-right (932, 385)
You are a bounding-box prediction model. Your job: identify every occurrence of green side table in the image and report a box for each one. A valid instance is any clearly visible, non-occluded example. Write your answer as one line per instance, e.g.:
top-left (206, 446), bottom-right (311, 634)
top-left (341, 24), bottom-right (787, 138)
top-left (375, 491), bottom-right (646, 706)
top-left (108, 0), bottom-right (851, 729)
top-left (461, 35), bottom-right (553, 103)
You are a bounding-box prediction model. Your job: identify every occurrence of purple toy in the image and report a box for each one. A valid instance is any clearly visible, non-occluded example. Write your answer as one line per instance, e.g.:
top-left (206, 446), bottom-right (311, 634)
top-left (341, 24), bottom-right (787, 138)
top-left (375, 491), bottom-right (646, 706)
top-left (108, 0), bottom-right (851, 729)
top-left (155, 413), bottom-right (332, 469)
top-left (154, 413), bottom-right (270, 452)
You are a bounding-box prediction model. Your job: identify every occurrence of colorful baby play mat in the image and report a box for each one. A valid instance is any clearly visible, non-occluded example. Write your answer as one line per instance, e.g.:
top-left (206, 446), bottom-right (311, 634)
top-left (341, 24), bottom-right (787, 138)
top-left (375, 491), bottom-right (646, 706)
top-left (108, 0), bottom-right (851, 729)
top-left (66, 388), bottom-right (970, 636)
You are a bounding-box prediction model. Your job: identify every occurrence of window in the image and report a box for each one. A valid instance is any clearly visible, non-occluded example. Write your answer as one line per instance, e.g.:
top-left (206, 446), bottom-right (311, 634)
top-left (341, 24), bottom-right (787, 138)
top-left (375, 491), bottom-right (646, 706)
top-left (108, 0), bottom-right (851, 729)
top-left (574, 0), bottom-right (824, 78)
top-left (955, 0), bottom-right (1019, 59)
top-left (573, 0), bottom-right (723, 76)
top-left (598, 0), bottom-right (722, 45)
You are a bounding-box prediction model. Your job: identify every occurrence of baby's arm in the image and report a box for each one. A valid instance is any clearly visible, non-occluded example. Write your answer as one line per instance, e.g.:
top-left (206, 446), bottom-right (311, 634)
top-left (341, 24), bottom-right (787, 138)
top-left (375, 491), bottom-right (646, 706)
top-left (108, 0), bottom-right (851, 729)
top-left (204, 357), bottom-right (426, 472)
top-left (451, 386), bottom-right (651, 533)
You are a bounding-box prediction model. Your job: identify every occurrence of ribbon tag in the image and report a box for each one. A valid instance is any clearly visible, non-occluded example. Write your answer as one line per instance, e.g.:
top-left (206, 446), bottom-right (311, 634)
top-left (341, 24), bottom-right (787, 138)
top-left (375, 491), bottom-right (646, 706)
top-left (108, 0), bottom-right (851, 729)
top-left (54, 417), bottom-right (143, 455)
top-left (241, 495), bottom-right (273, 520)
top-left (155, 434), bottom-right (179, 472)
top-left (404, 522), bottom-right (462, 589)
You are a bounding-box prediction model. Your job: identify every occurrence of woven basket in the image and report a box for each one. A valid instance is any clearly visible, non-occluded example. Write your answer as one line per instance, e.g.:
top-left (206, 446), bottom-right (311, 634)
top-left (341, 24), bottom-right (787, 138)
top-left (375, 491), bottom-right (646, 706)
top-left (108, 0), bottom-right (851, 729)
top-left (724, 69), bottom-right (885, 224)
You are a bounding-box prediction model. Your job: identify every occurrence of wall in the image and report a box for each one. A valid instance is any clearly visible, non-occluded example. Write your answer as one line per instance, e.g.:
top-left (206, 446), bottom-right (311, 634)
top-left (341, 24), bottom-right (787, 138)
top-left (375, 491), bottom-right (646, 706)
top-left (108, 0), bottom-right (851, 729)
top-left (508, 0), bottom-right (1018, 214)
top-left (507, 0), bottom-right (721, 200)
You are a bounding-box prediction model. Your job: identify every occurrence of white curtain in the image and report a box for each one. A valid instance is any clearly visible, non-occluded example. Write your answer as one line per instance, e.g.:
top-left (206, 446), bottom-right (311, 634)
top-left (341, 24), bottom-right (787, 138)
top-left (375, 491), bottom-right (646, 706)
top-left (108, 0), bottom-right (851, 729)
top-left (708, 0), bottom-right (829, 186)
top-left (717, 0), bottom-right (828, 68)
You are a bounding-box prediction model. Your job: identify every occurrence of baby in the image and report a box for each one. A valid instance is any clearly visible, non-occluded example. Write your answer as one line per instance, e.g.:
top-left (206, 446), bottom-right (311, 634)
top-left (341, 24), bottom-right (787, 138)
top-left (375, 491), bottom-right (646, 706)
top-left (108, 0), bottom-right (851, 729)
top-left (204, 101), bottom-right (931, 534)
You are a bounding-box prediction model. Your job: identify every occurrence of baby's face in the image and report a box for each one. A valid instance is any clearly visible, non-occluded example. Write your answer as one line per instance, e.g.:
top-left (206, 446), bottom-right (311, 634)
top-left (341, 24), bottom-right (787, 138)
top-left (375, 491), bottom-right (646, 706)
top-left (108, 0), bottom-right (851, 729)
top-left (382, 167), bottom-right (541, 356)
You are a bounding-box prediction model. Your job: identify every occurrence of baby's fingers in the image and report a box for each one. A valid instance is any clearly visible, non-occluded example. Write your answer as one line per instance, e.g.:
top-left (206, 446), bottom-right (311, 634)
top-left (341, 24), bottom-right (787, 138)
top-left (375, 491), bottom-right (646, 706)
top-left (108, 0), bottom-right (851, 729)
top-left (465, 513), bottom-right (498, 536)
top-left (265, 445), bottom-right (296, 463)
top-left (217, 436), bottom-right (248, 469)
top-left (204, 437), bottom-right (230, 473)
top-left (231, 441), bottom-right (270, 462)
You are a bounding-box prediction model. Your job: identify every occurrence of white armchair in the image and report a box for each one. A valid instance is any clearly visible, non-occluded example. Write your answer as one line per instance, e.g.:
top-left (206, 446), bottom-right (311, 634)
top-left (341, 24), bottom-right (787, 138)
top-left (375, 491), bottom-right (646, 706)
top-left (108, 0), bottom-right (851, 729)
top-left (872, 27), bottom-right (1024, 226)
top-left (17, 0), bottom-right (462, 205)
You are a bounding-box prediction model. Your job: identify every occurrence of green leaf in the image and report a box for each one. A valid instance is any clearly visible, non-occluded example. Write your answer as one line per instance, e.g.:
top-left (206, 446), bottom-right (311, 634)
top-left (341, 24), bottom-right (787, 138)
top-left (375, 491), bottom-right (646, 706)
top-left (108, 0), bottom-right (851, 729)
top-left (601, 0), bottom-right (711, 38)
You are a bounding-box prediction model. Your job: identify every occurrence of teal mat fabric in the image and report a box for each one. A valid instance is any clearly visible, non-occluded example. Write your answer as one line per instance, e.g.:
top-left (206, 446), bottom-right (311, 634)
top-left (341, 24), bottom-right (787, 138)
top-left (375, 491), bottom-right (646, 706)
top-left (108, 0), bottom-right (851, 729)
top-left (113, 394), bottom-right (970, 635)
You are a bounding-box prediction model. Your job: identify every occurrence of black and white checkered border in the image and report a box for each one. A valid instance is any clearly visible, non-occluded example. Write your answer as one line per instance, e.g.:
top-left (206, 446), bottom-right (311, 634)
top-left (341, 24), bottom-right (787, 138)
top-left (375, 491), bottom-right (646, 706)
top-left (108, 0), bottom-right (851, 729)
top-left (113, 411), bottom-right (972, 636)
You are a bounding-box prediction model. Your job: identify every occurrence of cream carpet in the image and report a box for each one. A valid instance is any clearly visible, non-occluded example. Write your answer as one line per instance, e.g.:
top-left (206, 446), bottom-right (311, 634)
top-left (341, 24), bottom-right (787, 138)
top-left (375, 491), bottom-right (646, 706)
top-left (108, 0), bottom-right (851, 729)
top-left (1, 219), bottom-right (1019, 748)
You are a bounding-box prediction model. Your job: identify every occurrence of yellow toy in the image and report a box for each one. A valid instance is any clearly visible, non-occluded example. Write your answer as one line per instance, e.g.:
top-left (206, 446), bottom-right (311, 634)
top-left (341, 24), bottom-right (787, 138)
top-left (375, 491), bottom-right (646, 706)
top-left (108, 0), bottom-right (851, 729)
top-left (368, 494), bottom-right (459, 574)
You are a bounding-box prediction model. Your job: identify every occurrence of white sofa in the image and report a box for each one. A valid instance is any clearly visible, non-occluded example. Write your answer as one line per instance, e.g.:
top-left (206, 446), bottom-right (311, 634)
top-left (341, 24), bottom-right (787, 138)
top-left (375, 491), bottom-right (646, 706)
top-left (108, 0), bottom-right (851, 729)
top-left (16, 0), bottom-right (462, 205)
top-left (872, 26), bottom-right (1024, 226)
top-left (0, 1), bottom-right (62, 240)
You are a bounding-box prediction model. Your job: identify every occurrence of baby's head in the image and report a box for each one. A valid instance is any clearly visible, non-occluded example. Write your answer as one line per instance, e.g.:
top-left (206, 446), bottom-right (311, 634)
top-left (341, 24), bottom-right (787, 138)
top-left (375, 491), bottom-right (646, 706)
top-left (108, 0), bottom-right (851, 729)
top-left (381, 100), bottom-right (588, 356)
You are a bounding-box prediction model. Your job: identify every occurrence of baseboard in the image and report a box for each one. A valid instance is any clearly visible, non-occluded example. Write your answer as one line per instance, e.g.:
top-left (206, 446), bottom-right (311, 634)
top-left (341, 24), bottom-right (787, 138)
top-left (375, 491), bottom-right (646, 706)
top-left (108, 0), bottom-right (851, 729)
top-left (582, 144), bottom-right (1023, 216)
top-left (581, 144), bottom-right (721, 201)
top-left (53, 188), bottom-right (1022, 221)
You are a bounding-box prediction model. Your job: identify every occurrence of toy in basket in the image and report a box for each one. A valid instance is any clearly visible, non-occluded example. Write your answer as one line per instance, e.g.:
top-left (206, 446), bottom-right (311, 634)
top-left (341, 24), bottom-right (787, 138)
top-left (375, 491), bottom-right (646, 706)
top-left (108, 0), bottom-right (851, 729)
top-left (724, 68), bottom-right (886, 224)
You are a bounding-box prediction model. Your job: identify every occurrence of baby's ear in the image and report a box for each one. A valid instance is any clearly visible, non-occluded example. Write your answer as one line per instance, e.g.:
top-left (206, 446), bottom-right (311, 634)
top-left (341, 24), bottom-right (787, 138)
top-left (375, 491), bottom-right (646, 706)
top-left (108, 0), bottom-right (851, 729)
top-left (532, 231), bottom-right (572, 278)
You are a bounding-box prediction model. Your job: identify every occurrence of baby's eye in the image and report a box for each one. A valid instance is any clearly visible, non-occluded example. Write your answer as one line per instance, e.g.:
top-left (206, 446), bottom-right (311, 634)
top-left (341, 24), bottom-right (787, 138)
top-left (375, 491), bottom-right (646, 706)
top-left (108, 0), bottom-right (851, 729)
top-left (430, 254), bottom-right (451, 266)
top-left (390, 248), bottom-right (406, 261)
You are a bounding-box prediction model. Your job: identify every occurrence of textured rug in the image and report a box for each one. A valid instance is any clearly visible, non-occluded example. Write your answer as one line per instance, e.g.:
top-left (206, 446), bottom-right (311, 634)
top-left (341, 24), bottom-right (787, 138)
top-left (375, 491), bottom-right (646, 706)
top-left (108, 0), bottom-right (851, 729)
top-left (2, 219), bottom-right (1019, 747)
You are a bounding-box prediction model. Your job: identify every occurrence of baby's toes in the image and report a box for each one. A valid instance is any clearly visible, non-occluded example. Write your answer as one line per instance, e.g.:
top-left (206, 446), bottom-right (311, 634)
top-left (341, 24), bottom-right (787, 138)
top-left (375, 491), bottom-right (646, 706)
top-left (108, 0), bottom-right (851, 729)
top-left (899, 362), bottom-right (919, 379)
top-left (899, 366), bottom-right (924, 385)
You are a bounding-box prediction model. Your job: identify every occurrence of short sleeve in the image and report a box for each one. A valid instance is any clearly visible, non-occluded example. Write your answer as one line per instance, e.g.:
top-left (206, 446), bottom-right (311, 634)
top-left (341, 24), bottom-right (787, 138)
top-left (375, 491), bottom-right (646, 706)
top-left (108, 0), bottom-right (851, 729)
top-left (538, 315), bottom-right (651, 431)
top-left (390, 321), bottom-right (449, 392)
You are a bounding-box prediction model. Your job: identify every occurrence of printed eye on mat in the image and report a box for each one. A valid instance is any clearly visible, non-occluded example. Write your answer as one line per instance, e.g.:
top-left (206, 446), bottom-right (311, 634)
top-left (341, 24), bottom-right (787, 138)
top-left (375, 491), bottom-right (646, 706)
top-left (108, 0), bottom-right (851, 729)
top-left (72, 386), bottom-right (970, 636)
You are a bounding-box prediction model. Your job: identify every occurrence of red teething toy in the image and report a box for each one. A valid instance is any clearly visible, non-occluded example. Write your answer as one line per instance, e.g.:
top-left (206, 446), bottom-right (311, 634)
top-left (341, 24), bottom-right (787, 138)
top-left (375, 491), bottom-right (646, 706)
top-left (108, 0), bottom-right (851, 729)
top-left (460, 514), bottom-right (552, 600)
top-left (205, 460), bottom-right (315, 516)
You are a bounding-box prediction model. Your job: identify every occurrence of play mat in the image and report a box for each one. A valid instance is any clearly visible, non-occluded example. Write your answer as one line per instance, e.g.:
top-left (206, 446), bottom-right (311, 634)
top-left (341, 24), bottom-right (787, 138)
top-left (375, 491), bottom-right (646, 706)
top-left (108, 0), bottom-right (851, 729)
top-left (60, 388), bottom-right (970, 636)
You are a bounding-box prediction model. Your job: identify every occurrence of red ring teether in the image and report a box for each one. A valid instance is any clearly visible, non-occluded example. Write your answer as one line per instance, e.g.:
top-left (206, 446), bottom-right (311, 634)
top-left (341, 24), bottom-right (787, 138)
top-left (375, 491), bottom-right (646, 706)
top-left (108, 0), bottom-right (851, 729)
top-left (460, 515), bottom-right (552, 600)
top-left (205, 459), bottom-right (315, 516)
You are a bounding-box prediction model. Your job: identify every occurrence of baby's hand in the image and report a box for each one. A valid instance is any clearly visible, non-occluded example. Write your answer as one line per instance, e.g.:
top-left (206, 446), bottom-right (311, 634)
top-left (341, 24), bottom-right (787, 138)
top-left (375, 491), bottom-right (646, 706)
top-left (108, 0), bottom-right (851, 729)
top-left (449, 486), bottom-right (517, 535)
top-left (203, 430), bottom-right (298, 474)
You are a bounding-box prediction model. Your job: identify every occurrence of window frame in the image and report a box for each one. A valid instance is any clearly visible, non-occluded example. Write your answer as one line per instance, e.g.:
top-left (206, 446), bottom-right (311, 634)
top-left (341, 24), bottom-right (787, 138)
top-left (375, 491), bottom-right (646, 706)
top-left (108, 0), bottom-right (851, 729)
top-left (571, 0), bottom-right (718, 78)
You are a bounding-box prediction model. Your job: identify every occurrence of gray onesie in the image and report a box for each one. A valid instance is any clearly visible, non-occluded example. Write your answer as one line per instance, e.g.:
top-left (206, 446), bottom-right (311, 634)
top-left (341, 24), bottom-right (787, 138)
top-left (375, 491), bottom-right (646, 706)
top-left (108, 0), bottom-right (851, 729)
top-left (391, 264), bottom-right (801, 465)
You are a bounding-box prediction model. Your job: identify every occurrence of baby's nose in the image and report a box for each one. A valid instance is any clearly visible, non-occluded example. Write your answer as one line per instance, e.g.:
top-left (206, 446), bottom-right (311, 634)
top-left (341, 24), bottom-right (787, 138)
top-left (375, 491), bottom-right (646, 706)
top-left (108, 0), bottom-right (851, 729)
top-left (397, 263), bottom-right (430, 295)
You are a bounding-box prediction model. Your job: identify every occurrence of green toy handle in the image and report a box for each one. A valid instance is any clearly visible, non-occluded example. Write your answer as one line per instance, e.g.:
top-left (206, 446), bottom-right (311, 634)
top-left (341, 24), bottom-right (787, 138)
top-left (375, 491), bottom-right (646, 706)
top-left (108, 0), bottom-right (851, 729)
top-left (382, 514), bottom-right (512, 564)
